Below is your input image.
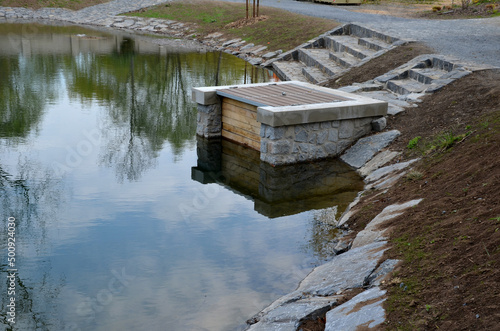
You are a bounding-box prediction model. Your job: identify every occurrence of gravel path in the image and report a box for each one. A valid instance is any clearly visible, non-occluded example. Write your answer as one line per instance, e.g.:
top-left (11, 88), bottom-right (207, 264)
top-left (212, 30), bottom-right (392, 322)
top-left (1, 0), bottom-right (499, 67)
top-left (215, 0), bottom-right (500, 68)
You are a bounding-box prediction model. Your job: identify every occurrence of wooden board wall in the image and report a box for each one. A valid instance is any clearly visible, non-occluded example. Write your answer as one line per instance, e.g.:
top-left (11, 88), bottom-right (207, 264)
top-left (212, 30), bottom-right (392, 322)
top-left (221, 98), bottom-right (261, 151)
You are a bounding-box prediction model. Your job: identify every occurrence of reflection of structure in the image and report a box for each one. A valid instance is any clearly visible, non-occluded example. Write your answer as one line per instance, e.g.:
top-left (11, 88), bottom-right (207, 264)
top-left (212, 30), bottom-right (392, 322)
top-left (192, 137), bottom-right (364, 218)
top-left (0, 29), bottom-right (173, 57)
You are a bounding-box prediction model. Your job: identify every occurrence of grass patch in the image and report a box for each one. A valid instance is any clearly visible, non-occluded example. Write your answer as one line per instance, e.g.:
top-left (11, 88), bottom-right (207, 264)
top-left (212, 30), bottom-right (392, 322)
top-left (126, 0), bottom-right (339, 51)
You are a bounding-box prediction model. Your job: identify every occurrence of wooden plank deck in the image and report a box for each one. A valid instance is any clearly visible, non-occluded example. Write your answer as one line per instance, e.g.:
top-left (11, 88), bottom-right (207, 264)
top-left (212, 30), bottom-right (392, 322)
top-left (217, 83), bottom-right (348, 107)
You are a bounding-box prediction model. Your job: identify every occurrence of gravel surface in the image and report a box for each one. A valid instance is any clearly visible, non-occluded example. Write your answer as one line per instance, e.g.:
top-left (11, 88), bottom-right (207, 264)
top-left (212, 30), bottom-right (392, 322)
top-left (214, 0), bottom-right (500, 68)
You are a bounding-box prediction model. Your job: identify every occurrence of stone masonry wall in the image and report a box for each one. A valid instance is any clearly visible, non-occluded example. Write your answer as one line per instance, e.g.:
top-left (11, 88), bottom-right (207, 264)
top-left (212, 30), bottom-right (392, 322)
top-left (260, 117), bottom-right (378, 166)
top-left (196, 102), bottom-right (222, 138)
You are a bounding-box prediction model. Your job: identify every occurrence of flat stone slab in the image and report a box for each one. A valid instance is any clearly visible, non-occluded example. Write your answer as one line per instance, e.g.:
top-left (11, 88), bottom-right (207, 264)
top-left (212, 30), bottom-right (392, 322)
top-left (247, 241), bottom-right (388, 329)
top-left (365, 158), bottom-right (419, 183)
top-left (292, 240), bottom-right (388, 296)
top-left (358, 150), bottom-right (400, 177)
top-left (366, 259), bottom-right (400, 286)
top-left (247, 296), bottom-right (340, 330)
top-left (341, 130), bottom-right (401, 168)
top-left (352, 199), bottom-right (423, 248)
top-left (325, 287), bottom-right (387, 331)
top-left (222, 38), bottom-right (241, 46)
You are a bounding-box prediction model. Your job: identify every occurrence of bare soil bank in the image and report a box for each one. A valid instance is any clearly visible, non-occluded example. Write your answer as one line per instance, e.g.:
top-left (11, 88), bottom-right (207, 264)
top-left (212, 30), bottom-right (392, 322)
top-left (345, 69), bottom-right (500, 329)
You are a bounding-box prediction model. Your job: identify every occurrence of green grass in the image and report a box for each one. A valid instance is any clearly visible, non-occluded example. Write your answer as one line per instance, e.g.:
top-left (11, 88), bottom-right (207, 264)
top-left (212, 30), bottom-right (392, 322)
top-left (407, 136), bottom-right (421, 149)
top-left (126, 0), bottom-right (339, 52)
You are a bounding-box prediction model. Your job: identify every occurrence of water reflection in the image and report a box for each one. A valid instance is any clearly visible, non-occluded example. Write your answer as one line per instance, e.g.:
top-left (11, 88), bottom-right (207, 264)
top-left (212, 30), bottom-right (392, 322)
top-left (192, 137), bottom-right (364, 218)
top-left (0, 23), bottom-right (356, 331)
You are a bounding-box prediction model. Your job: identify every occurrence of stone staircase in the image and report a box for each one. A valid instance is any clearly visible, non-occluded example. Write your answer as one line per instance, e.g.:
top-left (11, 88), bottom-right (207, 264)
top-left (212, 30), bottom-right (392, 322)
top-left (335, 55), bottom-right (475, 115)
top-left (270, 24), bottom-right (406, 84)
top-left (375, 55), bottom-right (472, 95)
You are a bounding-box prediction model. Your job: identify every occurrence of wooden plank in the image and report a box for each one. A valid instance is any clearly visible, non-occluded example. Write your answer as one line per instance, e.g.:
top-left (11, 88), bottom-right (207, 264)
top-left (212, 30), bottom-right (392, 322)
top-left (222, 115), bottom-right (261, 136)
top-left (223, 98), bottom-right (258, 113)
top-left (222, 130), bottom-right (260, 151)
top-left (219, 84), bottom-right (348, 107)
top-left (222, 102), bottom-right (258, 121)
top-left (222, 122), bottom-right (260, 143)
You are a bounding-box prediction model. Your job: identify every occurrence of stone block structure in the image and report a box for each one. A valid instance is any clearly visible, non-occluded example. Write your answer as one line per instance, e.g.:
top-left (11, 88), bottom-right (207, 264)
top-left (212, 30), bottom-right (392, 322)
top-left (192, 81), bottom-right (388, 166)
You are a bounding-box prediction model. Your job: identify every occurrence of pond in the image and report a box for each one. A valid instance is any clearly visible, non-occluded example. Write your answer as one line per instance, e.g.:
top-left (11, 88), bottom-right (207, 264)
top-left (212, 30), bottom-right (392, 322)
top-left (0, 23), bottom-right (363, 330)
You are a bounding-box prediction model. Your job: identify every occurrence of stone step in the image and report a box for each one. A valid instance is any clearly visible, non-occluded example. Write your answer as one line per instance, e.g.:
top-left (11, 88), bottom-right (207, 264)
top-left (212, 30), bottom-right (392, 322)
top-left (272, 61), bottom-right (309, 82)
top-left (409, 68), bottom-right (448, 84)
top-left (298, 48), bottom-right (343, 77)
top-left (329, 51), bottom-right (360, 68)
top-left (386, 79), bottom-right (428, 95)
top-left (347, 24), bottom-right (400, 44)
top-left (358, 37), bottom-right (392, 52)
top-left (324, 35), bottom-right (377, 60)
top-left (302, 66), bottom-right (330, 84)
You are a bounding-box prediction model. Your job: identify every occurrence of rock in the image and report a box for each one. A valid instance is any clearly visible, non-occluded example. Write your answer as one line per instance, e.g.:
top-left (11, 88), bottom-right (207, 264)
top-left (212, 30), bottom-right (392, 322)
top-left (247, 296), bottom-right (340, 330)
top-left (353, 82), bottom-right (383, 91)
top-left (340, 130), bottom-right (401, 169)
top-left (364, 158), bottom-right (419, 183)
top-left (228, 41), bottom-right (246, 48)
top-left (352, 199), bottom-right (423, 249)
top-left (388, 103), bottom-right (405, 115)
top-left (248, 58), bottom-right (262, 66)
top-left (240, 43), bottom-right (255, 51)
top-left (222, 38), bottom-right (241, 47)
top-left (292, 241), bottom-right (387, 296)
top-left (336, 193), bottom-right (362, 227)
top-left (357, 150), bottom-right (400, 178)
top-left (113, 19), bottom-right (135, 28)
top-left (262, 51), bottom-right (278, 59)
top-left (205, 32), bottom-right (223, 39)
top-left (365, 259), bottom-right (400, 286)
top-left (337, 86), bottom-right (362, 93)
top-left (0, 12), bottom-right (5, 18)
top-left (248, 241), bottom-right (388, 328)
top-left (325, 287), bottom-right (387, 331)
top-left (333, 239), bottom-right (350, 255)
top-left (250, 45), bottom-right (267, 55)
top-left (367, 171), bottom-right (407, 191)
top-left (246, 320), bottom-right (296, 330)
top-left (371, 117), bottom-right (386, 132)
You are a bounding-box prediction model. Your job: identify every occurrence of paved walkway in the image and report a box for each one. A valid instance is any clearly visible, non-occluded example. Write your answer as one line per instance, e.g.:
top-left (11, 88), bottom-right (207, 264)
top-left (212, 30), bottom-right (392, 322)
top-left (1, 0), bottom-right (499, 67)
top-left (215, 0), bottom-right (500, 68)
top-left (0, 0), bottom-right (168, 24)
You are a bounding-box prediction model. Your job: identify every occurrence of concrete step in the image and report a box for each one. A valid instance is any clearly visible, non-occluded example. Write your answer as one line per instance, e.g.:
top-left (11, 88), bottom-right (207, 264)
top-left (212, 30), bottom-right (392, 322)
top-left (409, 68), bottom-right (448, 84)
top-left (347, 24), bottom-right (400, 44)
top-left (298, 48), bottom-right (343, 77)
top-left (324, 35), bottom-right (377, 60)
top-left (358, 37), bottom-right (392, 52)
top-left (302, 66), bottom-right (330, 84)
top-left (329, 51), bottom-right (360, 68)
top-left (272, 61), bottom-right (309, 82)
top-left (386, 79), bottom-right (428, 95)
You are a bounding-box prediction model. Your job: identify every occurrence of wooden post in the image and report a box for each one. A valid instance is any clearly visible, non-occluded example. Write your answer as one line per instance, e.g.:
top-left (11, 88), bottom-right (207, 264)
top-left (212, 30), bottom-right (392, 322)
top-left (246, 0), bottom-right (249, 19)
top-left (253, 0), bottom-right (256, 17)
top-left (257, 0), bottom-right (260, 17)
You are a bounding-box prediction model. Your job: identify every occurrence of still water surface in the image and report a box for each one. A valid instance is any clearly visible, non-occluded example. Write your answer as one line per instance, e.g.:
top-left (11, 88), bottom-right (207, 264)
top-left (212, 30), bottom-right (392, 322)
top-left (0, 24), bottom-right (363, 330)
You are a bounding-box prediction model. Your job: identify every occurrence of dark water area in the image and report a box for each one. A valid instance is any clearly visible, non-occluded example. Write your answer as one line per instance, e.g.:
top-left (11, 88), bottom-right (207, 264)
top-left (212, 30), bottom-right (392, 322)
top-left (0, 23), bottom-right (363, 330)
